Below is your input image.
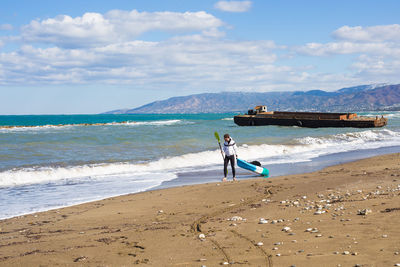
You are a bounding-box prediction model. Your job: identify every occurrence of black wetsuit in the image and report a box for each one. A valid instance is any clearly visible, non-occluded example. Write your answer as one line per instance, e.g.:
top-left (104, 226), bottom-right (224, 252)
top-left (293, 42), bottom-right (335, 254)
top-left (224, 155), bottom-right (236, 178)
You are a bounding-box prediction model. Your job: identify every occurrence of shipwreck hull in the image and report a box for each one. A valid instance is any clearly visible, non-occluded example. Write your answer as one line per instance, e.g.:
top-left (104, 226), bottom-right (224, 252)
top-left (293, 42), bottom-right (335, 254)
top-left (234, 111), bottom-right (387, 128)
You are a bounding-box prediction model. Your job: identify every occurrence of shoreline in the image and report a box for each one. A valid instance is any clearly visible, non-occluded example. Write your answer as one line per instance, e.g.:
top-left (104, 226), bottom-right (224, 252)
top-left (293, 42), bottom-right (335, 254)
top-left (156, 145), bottom-right (400, 189)
top-left (2, 145), bottom-right (400, 221)
top-left (0, 153), bottom-right (399, 266)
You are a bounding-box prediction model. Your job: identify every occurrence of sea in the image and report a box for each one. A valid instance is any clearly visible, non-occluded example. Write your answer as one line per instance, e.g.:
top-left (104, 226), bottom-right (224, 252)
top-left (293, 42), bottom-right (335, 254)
top-left (1, 112), bottom-right (400, 219)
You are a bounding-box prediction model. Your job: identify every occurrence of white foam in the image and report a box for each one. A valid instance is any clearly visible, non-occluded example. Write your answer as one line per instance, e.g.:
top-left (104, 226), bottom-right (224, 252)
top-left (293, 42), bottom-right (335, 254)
top-left (0, 162), bottom-right (178, 187)
top-left (0, 172), bottom-right (176, 220)
top-left (0, 124), bottom-right (75, 132)
top-left (0, 119), bottom-right (187, 132)
top-left (361, 112), bottom-right (400, 118)
top-left (125, 119), bottom-right (189, 126)
top-left (384, 112), bottom-right (400, 118)
top-left (1, 129), bottom-right (399, 188)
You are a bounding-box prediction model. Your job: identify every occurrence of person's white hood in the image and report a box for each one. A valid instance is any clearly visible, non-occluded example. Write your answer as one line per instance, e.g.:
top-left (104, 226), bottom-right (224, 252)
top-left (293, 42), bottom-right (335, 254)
top-left (223, 138), bottom-right (238, 156)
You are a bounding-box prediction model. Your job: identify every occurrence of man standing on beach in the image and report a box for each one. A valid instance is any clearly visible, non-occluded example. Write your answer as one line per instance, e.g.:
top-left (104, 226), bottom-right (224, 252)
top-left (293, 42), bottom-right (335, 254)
top-left (222, 133), bottom-right (238, 182)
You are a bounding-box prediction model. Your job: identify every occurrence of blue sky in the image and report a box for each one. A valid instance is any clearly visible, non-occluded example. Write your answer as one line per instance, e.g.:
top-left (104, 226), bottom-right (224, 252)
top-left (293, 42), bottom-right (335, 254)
top-left (1, 0), bottom-right (400, 114)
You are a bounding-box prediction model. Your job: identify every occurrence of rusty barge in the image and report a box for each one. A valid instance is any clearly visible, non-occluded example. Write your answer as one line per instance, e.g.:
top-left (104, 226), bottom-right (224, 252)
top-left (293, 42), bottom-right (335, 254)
top-left (234, 106), bottom-right (388, 128)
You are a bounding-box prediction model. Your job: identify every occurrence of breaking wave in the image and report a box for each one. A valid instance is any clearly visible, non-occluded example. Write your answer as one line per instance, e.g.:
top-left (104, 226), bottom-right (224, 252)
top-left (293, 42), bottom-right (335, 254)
top-left (0, 119), bottom-right (187, 132)
top-left (1, 129), bottom-right (399, 188)
top-left (362, 111), bottom-right (400, 118)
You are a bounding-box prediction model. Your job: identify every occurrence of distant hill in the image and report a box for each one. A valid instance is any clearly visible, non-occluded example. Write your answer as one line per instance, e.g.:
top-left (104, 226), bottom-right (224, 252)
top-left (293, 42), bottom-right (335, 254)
top-left (104, 84), bottom-right (400, 114)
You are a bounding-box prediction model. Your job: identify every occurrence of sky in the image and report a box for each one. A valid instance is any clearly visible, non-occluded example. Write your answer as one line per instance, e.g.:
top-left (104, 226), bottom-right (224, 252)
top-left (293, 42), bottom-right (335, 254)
top-left (1, 0), bottom-right (400, 114)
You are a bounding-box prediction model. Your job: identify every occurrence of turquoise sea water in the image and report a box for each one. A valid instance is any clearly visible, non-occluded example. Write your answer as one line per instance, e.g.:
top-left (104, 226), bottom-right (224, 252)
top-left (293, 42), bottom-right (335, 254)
top-left (1, 112), bottom-right (400, 219)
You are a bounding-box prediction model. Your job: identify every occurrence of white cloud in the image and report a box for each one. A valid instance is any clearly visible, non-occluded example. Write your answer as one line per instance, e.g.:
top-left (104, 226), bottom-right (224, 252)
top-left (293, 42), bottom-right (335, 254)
top-left (0, 35), bottom-right (283, 88)
top-left (2, 7), bottom-right (400, 95)
top-left (293, 24), bottom-right (400, 85)
top-left (296, 24), bottom-right (400, 58)
top-left (296, 41), bottom-right (400, 56)
top-left (214, 1), bottom-right (252, 13)
top-left (3, 32), bottom-right (394, 93)
top-left (20, 10), bottom-right (223, 48)
top-left (0, 24), bottom-right (13, 31)
top-left (333, 24), bottom-right (400, 42)
top-left (352, 55), bottom-right (400, 79)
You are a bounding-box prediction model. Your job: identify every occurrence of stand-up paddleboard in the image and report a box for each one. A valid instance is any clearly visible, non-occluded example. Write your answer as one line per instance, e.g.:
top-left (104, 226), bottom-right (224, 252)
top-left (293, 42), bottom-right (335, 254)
top-left (237, 158), bottom-right (269, 177)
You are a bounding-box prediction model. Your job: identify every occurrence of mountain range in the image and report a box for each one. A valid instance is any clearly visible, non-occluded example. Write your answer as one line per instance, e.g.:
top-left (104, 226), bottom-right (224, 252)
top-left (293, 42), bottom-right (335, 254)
top-left (104, 84), bottom-right (400, 114)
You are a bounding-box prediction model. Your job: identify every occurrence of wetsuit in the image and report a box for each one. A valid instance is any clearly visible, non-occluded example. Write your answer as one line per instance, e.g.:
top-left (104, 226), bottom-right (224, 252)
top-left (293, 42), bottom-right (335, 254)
top-left (224, 155), bottom-right (236, 178)
top-left (223, 138), bottom-right (238, 178)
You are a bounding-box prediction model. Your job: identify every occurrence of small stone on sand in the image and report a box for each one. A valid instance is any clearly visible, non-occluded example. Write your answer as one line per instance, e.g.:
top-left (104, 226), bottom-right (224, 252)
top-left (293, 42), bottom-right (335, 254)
top-left (357, 209), bottom-right (372, 215)
top-left (229, 216), bottom-right (243, 221)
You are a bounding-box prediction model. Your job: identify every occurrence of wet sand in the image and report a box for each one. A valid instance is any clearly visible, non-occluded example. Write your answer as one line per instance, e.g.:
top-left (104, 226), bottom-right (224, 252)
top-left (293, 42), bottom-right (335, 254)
top-left (0, 153), bottom-right (399, 266)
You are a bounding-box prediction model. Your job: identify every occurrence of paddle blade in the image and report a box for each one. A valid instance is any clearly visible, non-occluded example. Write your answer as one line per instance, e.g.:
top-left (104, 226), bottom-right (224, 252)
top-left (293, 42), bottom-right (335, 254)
top-left (214, 132), bottom-right (220, 142)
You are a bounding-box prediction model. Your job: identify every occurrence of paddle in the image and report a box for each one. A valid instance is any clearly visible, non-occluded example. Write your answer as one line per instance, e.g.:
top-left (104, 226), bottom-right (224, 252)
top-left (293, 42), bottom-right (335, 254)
top-left (214, 132), bottom-right (225, 161)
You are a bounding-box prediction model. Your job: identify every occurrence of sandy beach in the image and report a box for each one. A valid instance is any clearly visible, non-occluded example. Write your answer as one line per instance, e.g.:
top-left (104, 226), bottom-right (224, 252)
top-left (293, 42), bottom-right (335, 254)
top-left (1, 153), bottom-right (399, 266)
